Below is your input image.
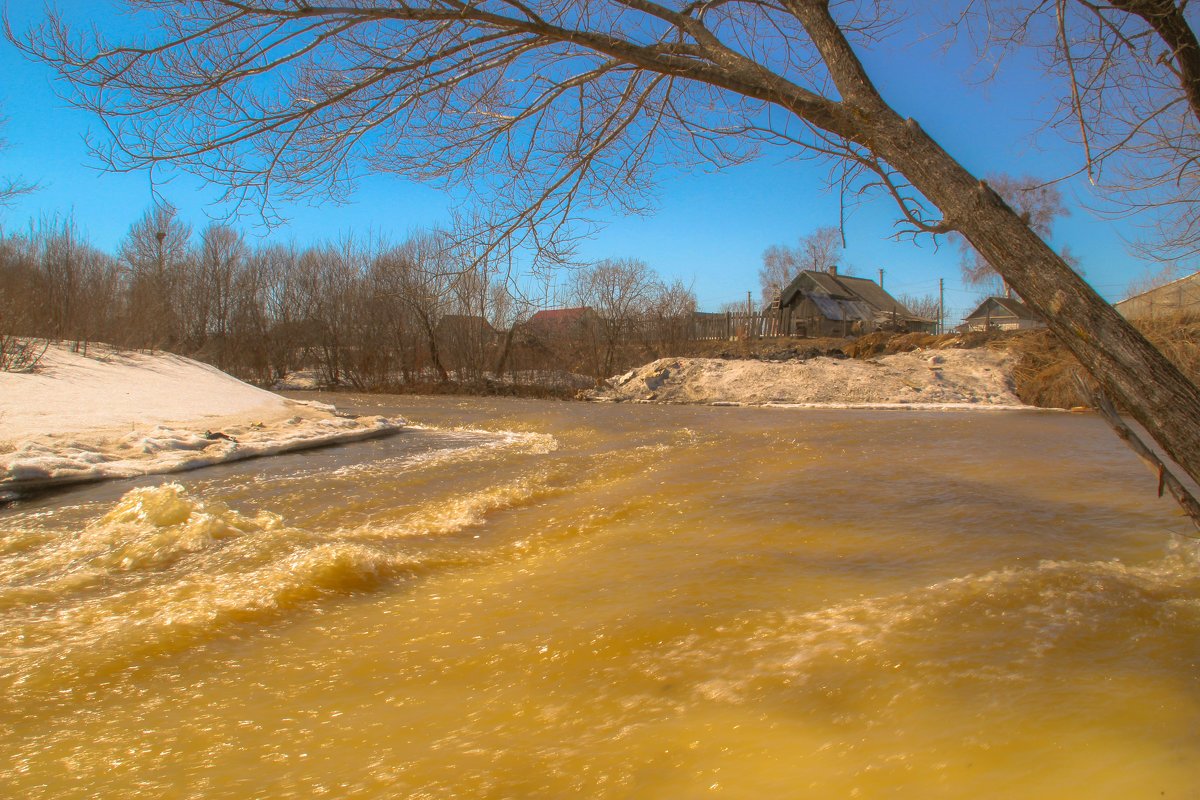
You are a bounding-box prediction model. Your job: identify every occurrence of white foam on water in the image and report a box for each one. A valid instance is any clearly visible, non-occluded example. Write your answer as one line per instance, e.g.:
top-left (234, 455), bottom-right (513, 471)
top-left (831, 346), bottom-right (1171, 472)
top-left (634, 541), bottom-right (1200, 708)
top-left (0, 470), bottom-right (564, 705)
top-left (330, 426), bottom-right (558, 477)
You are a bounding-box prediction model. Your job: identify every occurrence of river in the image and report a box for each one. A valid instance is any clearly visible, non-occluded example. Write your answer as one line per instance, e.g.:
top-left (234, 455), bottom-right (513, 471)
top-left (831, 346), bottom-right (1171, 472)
top-left (1, 395), bottom-right (1197, 798)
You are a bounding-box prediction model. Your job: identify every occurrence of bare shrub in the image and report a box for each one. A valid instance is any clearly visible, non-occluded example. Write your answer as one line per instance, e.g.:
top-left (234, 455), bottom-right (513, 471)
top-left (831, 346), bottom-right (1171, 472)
top-left (0, 336), bottom-right (47, 372)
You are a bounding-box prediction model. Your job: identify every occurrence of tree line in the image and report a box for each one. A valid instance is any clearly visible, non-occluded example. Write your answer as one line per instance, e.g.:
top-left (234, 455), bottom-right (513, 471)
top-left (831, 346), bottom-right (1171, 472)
top-left (0, 208), bottom-right (696, 389)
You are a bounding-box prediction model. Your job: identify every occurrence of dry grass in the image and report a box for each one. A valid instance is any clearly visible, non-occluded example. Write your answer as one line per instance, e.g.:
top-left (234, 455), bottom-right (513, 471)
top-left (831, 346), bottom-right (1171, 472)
top-left (1136, 312), bottom-right (1200, 381)
top-left (1000, 313), bottom-right (1200, 409)
top-left (1001, 329), bottom-right (1092, 409)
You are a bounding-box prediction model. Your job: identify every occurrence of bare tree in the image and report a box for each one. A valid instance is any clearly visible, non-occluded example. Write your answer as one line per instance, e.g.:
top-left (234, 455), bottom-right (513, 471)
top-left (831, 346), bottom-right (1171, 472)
top-left (181, 223), bottom-right (246, 366)
top-left (386, 231), bottom-right (455, 383)
top-left (18, 1), bottom-right (1200, 495)
top-left (0, 230), bottom-right (47, 370)
top-left (0, 111), bottom-right (36, 209)
top-left (1, 219), bottom-right (120, 362)
top-left (440, 220), bottom-right (507, 381)
top-left (367, 245), bottom-right (424, 385)
top-left (307, 238), bottom-right (370, 387)
top-left (17, 216), bottom-right (120, 348)
top-left (955, 1), bottom-right (1200, 261)
top-left (759, 226), bottom-right (843, 304)
top-left (571, 258), bottom-right (661, 378)
top-left (648, 278), bottom-right (698, 351)
top-left (118, 204), bottom-right (191, 350)
top-left (255, 242), bottom-right (309, 381)
top-left (898, 293), bottom-right (942, 324)
top-left (954, 174), bottom-right (1071, 294)
top-left (490, 280), bottom-right (542, 381)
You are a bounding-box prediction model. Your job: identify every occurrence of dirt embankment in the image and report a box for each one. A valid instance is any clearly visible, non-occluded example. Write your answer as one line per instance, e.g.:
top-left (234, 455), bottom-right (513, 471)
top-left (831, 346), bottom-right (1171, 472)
top-left (595, 316), bottom-right (1200, 409)
top-left (589, 348), bottom-right (1023, 407)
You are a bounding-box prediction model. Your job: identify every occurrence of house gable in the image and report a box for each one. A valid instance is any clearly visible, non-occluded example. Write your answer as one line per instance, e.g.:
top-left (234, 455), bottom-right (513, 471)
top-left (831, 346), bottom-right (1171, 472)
top-left (775, 269), bottom-right (933, 334)
top-left (965, 296), bottom-right (1039, 322)
top-left (963, 296), bottom-right (1044, 331)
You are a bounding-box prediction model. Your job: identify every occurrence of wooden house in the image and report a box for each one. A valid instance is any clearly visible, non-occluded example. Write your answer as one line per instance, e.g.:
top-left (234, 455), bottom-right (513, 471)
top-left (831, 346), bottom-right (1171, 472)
top-left (775, 268), bottom-right (934, 338)
top-left (434, 314), bottom-right (499, 351)
top-left (962, 296), bottom-right (1044, 331)
top-left (524, 307), bottom-right (600, 340)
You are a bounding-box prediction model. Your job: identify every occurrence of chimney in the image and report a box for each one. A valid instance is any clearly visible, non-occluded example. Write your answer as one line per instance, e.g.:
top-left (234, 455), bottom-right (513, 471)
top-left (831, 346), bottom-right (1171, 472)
top-left (828, 264), bottom-right (838, 276)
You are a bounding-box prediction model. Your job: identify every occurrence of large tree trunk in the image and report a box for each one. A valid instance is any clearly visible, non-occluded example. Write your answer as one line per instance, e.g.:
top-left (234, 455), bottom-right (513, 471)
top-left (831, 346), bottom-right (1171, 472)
top-left (871, 111), bottom-right (1200, 487)
top-left (494, 323), bottom-right (520, 379)
top-left (789, 0), bottom-right (1200, 487)
top-left (421, 318), bottom-right (450, 383)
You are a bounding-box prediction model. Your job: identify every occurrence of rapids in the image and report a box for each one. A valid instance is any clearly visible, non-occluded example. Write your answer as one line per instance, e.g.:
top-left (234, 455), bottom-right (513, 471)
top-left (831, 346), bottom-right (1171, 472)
top-left (1, 395), bottom-right (1197, 798)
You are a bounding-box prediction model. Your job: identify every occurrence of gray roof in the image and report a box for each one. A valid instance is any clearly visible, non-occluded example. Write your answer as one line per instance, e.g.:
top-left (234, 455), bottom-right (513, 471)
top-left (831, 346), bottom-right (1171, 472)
top-left (834, 275), bottom-right (915, 317)
top-left (800, 270), bottom-right (850, 298)
top-left (1114, 269), bottom-right (1200, 319)
top-left (779, 269), bottom-right (920, 321)
top-left (964, 296), bottom-right (1040, 321)
top-left (809, 295), bottom-right (875, 322)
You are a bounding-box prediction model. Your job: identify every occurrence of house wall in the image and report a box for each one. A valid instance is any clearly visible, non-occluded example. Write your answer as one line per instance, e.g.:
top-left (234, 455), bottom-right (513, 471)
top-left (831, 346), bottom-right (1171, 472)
top-left (782, 298), bottom-right (863, 338)
top-left (964, 315), bottom-right (1041, 332)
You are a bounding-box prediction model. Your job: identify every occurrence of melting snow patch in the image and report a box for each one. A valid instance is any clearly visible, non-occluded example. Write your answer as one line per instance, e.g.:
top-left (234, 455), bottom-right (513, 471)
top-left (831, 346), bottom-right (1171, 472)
top-left (1, 343), bottom-right (404, 496)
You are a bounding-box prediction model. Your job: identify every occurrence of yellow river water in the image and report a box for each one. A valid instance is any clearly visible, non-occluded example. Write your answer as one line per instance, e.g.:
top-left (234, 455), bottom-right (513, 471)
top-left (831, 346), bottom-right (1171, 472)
top-left (1, 395), bottom-right (1197, 798)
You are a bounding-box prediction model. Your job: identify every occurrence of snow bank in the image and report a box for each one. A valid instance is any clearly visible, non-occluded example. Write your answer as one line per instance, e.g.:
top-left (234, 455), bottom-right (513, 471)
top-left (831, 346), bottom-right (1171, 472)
top-left (587, 350), bottom-right (1031, 409)
top-left (1, 343), bottom-right (404, 498)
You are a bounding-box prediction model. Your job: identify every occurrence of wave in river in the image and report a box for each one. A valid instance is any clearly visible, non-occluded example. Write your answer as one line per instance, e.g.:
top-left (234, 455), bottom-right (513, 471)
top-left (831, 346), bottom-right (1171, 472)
top-left (0, 426), bottom-right (683, 715)
top-left (634, 540), bottom-right (1200, 712)
top-left (0, 471), bottom-right (555, 713)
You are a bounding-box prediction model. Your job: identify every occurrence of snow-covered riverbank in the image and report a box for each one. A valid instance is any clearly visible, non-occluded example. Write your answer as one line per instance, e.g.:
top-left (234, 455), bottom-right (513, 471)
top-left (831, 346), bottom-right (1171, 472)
top-left (587, 349), bottom-right (1033, 409)
top-left (0, 344), bottom-right (404, 498)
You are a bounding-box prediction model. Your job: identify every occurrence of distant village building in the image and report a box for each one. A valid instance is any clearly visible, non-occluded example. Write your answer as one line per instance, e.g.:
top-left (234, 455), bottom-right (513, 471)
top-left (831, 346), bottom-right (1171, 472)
top-left (524, 307), bottom-right (599, 339)
top-left (1114, 270), bottom-right (1200, 319)
top-left (434, 314), bottom-right (498, 345)
top-left (775, 267), bottom-right (935, 338)
top-left (962, 296), bottom-right (1045, 332)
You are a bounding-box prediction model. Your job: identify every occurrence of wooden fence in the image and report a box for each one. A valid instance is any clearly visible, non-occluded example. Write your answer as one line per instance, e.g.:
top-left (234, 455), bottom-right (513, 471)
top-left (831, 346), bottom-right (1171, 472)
top-left (691, 312), bottom-right (783, 340)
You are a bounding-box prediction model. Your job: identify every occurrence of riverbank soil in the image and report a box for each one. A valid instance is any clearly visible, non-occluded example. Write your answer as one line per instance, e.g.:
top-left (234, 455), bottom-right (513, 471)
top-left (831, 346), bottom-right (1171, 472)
top-left (671, 313), bottom-right (1200, 410)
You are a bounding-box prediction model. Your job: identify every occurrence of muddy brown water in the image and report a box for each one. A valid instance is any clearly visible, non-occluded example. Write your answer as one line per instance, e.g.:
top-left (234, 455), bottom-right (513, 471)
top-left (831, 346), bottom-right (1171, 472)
top-left (1, 395), bottom-right (1197, 798)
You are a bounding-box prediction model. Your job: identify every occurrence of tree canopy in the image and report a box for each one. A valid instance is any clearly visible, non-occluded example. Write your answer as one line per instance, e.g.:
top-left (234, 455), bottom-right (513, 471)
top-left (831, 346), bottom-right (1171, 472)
top-left (759, 226), bottom-right (843, 305)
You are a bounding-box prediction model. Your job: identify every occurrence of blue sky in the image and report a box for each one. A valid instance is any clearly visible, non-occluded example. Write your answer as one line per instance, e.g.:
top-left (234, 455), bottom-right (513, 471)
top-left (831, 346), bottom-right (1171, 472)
top-left (0, 1), bottom-right (1176, 321)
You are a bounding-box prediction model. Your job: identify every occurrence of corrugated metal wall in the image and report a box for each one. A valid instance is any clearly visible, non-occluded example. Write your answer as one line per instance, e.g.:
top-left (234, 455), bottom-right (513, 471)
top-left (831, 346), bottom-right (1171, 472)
top-left (1115, 272), bottom-right (1200, 319)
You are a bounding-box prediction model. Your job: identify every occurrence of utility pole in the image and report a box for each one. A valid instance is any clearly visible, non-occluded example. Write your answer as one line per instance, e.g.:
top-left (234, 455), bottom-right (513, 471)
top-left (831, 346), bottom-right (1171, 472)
top-left (936, 278), bottom-right (945, 335)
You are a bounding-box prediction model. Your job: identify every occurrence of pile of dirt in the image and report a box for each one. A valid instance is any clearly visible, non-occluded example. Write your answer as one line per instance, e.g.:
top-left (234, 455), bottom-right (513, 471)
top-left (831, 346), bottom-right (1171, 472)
top-left (844, 330), bottom-right (995, 358)
top-left (655, 321), bottom-right (1198, 410)
top-left (587, 349), bottom-right (1024, 408)
top-left (673, 336), bottom-right (852, 362)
